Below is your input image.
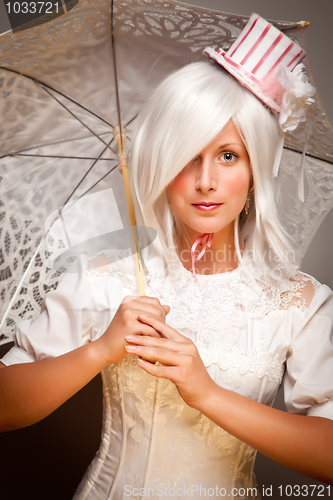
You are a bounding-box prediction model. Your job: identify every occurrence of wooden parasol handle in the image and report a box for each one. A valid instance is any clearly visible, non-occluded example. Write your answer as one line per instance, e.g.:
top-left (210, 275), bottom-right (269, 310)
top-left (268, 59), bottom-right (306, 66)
top-left (115, 126), bottom-right (145, 296)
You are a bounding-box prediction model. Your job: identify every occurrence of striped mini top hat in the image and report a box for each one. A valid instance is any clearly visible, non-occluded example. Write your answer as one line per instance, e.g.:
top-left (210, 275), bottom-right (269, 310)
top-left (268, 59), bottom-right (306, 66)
top-left (205, 13), bottom-right (307, 114)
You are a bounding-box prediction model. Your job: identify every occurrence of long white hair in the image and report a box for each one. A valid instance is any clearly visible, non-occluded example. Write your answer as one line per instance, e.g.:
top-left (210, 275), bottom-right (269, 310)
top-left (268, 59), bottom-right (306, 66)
top-left (129, 61), bottom-right (296, 281)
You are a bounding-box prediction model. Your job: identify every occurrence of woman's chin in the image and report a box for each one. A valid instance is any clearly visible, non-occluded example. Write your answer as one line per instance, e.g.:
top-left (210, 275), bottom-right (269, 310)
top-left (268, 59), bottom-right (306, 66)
top-left (187, 221), bottom-right (235, 240)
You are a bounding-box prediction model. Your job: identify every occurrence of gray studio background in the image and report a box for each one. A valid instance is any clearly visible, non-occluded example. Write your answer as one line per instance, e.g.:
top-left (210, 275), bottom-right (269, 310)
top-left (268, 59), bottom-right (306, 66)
top-left (0, 1), bottom-right (332, 498)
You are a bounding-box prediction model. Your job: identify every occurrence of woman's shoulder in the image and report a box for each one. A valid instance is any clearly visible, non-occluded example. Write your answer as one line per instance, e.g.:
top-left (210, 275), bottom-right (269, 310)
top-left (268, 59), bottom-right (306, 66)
top-left (279, 272), bottom-right (318, 311)
top-left (278, 271), bottom-right (332, 316)
top-left (224, 266), bottom-right (331, 317)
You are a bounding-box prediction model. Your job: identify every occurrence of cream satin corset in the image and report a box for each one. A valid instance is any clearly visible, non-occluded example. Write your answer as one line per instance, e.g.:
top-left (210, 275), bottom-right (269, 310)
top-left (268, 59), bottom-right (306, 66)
top-left (74, 354), bottom-right (259, 499)
top-left (3, 251), bottom-right (333, 499)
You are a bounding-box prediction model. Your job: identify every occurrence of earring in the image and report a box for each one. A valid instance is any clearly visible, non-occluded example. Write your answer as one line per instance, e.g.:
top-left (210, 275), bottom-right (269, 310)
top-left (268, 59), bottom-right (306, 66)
top-left (244, 192), bottom-right (251, 215)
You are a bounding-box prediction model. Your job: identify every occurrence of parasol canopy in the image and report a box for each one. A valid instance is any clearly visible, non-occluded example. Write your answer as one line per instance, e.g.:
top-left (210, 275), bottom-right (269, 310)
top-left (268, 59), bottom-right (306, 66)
top-left (0, 0), bottom-right (333, 345)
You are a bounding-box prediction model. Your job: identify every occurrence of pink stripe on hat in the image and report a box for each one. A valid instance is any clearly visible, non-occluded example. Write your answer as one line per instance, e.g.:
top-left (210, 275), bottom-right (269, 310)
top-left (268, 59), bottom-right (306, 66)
top-left (252, 33), bottom-right (283, 75)
top-left (229, 15), bottom-right (260, 58)
top-left (288, 50), bottom-right (306, 70)
top-left (223, 55), bottom-right (261, 86)
top-left (266, 42), bottom-right (294, 78)
top-left (240, 24), bottom-right (271, 66)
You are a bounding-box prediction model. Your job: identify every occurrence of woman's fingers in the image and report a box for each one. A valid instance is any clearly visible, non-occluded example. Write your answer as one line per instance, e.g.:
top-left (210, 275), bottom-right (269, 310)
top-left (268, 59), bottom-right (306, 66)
top-left (125, 326), bottom-right (195, 366)
top-left (125, 343), bottom-right (187, 365)
top-left (119, 301), bottom-right (168, 334)
top-left (137, 358), bottom-right (178, 379)
top-left (101, 296), bottom-right (170, 365)
top-left (136, 315), bottom-right (186, 342)
top-left (136, 324), bottom-right (164, 338)
top-left (120, 321), bottom-right (160, 338)
top-left (125, 333), bottom-right (188, 352)
top-left (125, 322), bottom-right (215, 410)
top-left (121, 295), bottom-right (170, 323)
top-left (123, 316), bottom-right (216, 412)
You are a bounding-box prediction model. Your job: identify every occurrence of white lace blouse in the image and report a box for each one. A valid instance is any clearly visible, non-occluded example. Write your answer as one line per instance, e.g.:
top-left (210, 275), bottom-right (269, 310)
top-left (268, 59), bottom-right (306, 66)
top-left (2, 252), bottom-right (333, 500)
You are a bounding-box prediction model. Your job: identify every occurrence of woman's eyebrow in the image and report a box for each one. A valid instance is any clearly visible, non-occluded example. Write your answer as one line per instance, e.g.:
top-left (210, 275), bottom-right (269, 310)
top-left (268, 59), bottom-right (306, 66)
top-left (218, 142), bottom-right (242, 149)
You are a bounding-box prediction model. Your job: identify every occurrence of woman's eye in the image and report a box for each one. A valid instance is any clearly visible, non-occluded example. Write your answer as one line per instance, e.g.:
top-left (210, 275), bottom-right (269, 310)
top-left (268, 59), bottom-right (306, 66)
top-left (221, 152), bottom-right (236, 163)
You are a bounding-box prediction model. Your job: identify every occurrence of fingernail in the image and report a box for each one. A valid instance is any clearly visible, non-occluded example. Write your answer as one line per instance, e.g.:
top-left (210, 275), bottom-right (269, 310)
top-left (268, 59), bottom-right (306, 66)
top-left (137, 358), bottom-right (147, 366)
top-left (138, 314), bottom-right (148, 318)
top-left (125, 345), bottom-right (137, 352)
top-left (125, 336), bottom-right (135, 341)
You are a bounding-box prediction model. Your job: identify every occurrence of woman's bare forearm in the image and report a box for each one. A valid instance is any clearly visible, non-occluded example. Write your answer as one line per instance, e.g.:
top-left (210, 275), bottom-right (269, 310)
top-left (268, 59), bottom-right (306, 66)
top-left (0, 339), bottom-right (106, 431)
top-left (195, 384), bottom-right (333, 484)
top-left (0, 296), bottom-right (170, 432)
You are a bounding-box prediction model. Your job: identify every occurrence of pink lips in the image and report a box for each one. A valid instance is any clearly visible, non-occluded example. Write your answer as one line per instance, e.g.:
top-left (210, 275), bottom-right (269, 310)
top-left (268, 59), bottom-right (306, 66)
top-left (193, 203), bottom-right (222, 211)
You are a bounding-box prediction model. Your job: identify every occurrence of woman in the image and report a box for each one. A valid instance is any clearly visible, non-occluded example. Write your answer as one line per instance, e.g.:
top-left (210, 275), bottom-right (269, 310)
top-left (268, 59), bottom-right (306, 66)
top-left (1, 15), bottom-right (333, 499)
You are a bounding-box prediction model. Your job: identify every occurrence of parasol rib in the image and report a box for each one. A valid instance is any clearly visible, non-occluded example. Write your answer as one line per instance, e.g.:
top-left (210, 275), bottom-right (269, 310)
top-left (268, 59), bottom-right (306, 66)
top-left (41, 85), bottom-right (116, 154)
top-left (13, 154), bottom-right (116, 161)
top-left (283, 146), bottom-right (333, 164)
top-left (111, 0), bottom-right (145, 296)
top-left (0, 66), bottom-right (114, 128)
top-left (1, 132), bottom-right (118, 159)
top-left (80, 164), bottom-right (120, 198)
top-left (62, 138), bottom-right (114, 206)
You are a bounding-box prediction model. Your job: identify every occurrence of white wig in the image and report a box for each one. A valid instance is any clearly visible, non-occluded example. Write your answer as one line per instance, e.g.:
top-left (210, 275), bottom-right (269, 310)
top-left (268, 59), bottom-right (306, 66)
top-left (129, 61), bottom-right (297, 281)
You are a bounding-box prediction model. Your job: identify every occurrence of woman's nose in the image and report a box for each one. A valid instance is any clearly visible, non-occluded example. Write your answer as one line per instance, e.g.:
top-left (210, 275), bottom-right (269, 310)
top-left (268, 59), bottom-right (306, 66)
top-left (195, 155), bottom-right (217, 192)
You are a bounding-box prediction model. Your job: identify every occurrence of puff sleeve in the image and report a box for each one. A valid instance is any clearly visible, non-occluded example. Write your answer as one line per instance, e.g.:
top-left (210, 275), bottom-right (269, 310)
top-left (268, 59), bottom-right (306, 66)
top-left (1, 257), bottom-right (124, 366)
top-left (284, 284), bottom-right (333, 420)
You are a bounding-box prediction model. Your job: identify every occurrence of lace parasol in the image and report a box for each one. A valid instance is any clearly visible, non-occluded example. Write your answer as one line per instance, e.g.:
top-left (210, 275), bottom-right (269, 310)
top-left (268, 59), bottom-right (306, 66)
top-left (0, 0), bottom-right (332, 345)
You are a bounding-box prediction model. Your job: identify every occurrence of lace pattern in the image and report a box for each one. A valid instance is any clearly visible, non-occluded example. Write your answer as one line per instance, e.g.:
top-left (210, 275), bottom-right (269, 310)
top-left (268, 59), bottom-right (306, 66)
top-left (1, 0), bottom-right (332, 347)
top-left (88, 252), bottom-right (319, 318)
top-left (86, 253), bottom-right (319, 389)
top-left (197, 344), bottom-right (284, 383)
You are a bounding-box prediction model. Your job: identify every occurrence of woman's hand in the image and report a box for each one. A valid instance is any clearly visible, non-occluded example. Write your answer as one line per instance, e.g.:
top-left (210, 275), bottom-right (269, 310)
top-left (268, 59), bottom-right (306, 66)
top-left (95, 296), bottom-right (171, 366)
top-left (124, 315), bottom-right (216, 409)
top-left (0, 296), bottom-right (169, 432)
top-left (126, 317), bottom-right (333, 485)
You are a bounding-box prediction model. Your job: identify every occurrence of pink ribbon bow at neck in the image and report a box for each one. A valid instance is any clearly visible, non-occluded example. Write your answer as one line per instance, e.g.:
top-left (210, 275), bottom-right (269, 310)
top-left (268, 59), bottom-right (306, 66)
top-left (191, 233), bottom-right (214, 280)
